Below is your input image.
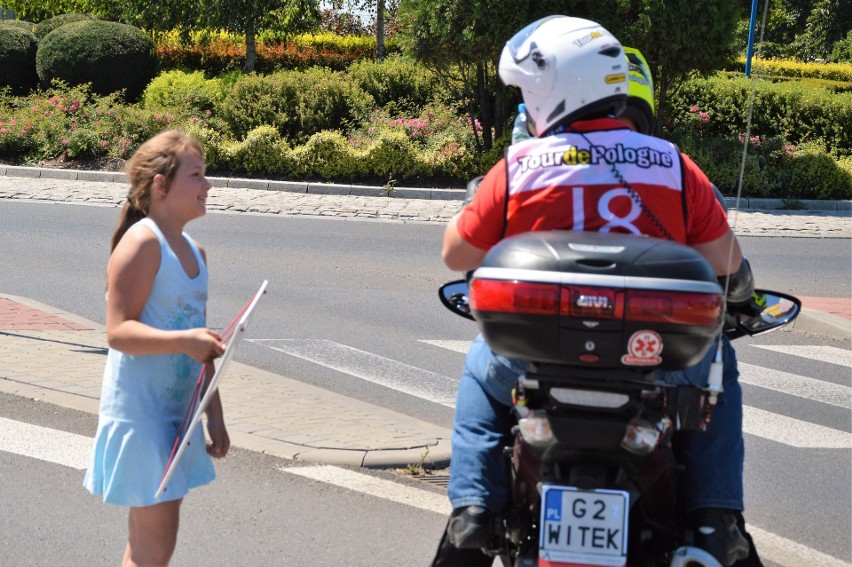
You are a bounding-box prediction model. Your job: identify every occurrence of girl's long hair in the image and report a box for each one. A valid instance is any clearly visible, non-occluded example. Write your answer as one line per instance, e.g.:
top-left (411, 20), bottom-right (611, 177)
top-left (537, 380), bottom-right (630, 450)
top-left (110, 130), bottom-right (204, 252)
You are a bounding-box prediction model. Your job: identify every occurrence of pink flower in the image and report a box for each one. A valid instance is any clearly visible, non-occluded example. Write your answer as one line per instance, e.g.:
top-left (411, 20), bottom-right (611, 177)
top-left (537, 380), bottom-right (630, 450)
top-left (69, 103), bottom-right (78, 112)
top-left (61, 139), bottom-right (68, 146)
top-left (99, 141), bottom-right (109, 147)
top-left (690, 105), bottom-right (699, 112)
top-left (700, 112), bottom-right (710, 123)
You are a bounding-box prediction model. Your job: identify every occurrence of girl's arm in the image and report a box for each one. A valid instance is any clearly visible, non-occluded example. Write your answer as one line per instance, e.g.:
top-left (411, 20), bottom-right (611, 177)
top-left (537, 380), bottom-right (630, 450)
top-left (203, 362), bottom-right (230, 458)
top-left (105, 226), bottom-right (225, 362)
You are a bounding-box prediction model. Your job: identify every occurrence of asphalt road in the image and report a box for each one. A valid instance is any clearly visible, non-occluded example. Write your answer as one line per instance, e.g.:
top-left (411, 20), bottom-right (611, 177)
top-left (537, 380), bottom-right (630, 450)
top-left (0, 200), bottom-right (849, 565)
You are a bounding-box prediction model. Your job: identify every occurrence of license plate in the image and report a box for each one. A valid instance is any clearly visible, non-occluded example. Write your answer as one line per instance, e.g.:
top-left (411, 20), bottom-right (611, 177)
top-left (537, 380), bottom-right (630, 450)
top-left (538, 484), bottom-right (629, 567)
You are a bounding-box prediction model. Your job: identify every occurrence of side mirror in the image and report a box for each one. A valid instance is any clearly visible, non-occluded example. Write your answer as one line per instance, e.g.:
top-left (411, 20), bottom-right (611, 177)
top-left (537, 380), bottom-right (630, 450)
top-left (729, 290), bottom-right (801, 338)
top-left (439, 280), bottom-right (474, 321)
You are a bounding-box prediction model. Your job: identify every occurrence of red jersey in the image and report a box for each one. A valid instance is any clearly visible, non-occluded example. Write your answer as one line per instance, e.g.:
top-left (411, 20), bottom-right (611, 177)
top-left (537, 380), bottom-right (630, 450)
top-left (457, 118), bottom-right (729, 250)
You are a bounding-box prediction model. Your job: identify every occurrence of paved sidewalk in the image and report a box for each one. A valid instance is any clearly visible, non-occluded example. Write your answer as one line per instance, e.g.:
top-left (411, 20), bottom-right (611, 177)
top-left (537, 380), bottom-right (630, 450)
top-left (0, 167), bottom-right (849, 470)
top-left (0, 165), bottom-right (850, 237)
top-left (0, 294), bottom-right (452, 468)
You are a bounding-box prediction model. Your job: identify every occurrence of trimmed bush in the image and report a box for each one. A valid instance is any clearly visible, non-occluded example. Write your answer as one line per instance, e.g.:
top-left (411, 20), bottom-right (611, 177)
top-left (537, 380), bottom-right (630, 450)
top-left (0, 20), bottom-right (34, 33)
top-left (296, 67), bottom-right (373, 141)
top-left (219, 69), bottom-right (373, 144)
top-left (183, 123), bottom-right (226, 171)
top-left (0, 26), bottom-right (37, 94)
top-left (223, 125), bottom-right (287, 175)
top-left (33, 13), bottom-right (94, 40)
top-left (219, 73), bottom-right (300, 141)
top-left (347, 56), bottom-right (440, 115)
top-left (365, 130), bottom-right (420, 180)
top-left (36, 20), bottom-right (158, 101)
top-left (143, 70), bottom-right (224, 114)
top-left (288, 130), bottom-right (366, 180)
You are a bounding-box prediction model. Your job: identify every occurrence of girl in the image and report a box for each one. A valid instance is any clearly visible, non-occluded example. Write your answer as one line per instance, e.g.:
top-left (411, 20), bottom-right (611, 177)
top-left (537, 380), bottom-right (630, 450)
top-left (84, 130), bottom-right (230, 567)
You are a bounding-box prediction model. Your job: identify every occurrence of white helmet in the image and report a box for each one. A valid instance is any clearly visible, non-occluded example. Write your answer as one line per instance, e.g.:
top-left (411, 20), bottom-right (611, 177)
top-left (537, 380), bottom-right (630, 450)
top-left (498, 16), bottom-right (628, 137)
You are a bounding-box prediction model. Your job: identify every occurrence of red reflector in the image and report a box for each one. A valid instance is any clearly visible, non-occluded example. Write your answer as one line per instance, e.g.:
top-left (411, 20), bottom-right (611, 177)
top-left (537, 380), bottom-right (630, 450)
top-left (579, 354), bottom-right (600, 363)
top-left (470, 279), bottom-right (559, 315)
top-left (560, 286), bottom-right (623, 319)
top-left (626, 291), bottom-right (722, 326)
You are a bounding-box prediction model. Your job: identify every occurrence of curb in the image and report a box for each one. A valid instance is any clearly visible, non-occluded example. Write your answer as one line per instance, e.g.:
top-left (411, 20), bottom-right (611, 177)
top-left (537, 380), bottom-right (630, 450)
top-left (3, 165), bottom-right (851, 211)
top-left (794, 308), bottom-right (852, 340)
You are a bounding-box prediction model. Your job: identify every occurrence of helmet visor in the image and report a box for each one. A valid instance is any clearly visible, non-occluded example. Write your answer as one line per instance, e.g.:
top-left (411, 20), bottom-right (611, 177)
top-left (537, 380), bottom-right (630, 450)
top-left (505, 15), bottom-right (562, 63)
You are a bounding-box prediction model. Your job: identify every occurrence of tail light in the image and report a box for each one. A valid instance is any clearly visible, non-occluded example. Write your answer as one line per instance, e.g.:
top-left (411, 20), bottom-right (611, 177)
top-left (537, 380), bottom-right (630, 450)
top-left (469, 280), bottom-right (559, 315)
top-left (471, 279), bottom-right (721, 326)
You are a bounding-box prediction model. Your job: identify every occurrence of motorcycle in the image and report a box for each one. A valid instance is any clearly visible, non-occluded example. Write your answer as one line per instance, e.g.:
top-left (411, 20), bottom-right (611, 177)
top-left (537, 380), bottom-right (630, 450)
top-left (437, 230), bottom-right (800, 567)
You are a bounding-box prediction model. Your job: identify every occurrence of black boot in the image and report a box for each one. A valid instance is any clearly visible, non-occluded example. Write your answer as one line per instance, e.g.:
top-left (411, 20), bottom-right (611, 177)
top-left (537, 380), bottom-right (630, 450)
top-left (447, 506), bottom-right (496, 549)
top-left (689, 508), bottom-right (750, 566)
top-left (731, 511), bottom-right (764, 567)
top-left (431, 515), bottom-right (494, 567)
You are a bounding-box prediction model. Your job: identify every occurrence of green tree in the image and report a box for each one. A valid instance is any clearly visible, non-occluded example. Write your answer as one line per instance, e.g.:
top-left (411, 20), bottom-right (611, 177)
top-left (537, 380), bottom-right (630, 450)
top-left (203, 0), bottom-right (320, 72)
top-left (0, 0), bottom-right (124, 22)
top-left (613, 0), bottom-right (741, 134)
top-left (398, 0), bottom-right (569, 150)
top-left (794, 0), bottom-right (852, 60)
top-left (398, 0), bottom-right (740, 148)
top-left (123, 0), bottom-right (320, 73)
top-left (327, 0), bottom-right (399, 59)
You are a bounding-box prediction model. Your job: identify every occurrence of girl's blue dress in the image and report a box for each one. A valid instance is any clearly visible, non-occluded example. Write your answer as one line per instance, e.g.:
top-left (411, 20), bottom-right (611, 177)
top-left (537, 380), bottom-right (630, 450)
top-left (84, 218), bottom-right (216, 506)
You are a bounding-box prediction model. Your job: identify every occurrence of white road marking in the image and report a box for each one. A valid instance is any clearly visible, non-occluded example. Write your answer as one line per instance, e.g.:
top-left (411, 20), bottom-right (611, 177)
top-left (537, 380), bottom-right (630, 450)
top-left (749, 525), bottom-right (851, 567)
top-left (0, 417), bottom-right (91, 469)
top-left (279, 464), bottom-right (451, 516)
top-left (419, 339), bottom-right (471, 354)
top-left (751, 345), bottom-right (852, 369)
top-left (250, 339), bottom-right (458, 407)
top-left (743, 406), bottom-right (850, 448)
top-left (280, 463), bottom-right (848, 566)
top-left (739, 362), bottom-right (851, 408)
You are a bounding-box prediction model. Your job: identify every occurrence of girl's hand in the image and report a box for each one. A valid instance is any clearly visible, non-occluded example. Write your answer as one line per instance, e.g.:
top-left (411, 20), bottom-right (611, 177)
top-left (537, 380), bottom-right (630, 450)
top-left (206, 416), bottom-right (230, 458)
top-left (182, 328), bottom-right (226, 363)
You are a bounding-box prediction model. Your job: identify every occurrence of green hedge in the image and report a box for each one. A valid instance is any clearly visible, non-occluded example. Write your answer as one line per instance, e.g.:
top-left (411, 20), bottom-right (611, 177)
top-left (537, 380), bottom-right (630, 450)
top-left (156, 31), bottom-right (403, 75)
top-left (667, 74), bottom-right (852, 158)
top-left (725, 57), bottom-right (852, 83)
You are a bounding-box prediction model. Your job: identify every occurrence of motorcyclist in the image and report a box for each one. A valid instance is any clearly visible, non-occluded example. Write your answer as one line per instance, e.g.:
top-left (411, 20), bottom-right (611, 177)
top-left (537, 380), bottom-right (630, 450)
top-left (433, 16), bottom-right (756, 567)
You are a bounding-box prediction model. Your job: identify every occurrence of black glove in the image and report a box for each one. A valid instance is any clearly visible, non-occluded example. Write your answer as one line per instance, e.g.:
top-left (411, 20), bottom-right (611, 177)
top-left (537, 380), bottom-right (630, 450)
top-left (719, 257), bottom-right (754, 308)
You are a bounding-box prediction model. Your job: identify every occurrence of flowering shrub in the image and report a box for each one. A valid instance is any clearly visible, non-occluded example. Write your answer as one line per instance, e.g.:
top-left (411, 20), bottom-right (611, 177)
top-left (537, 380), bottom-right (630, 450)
top-left (0, 82), bottom-right (217, 162)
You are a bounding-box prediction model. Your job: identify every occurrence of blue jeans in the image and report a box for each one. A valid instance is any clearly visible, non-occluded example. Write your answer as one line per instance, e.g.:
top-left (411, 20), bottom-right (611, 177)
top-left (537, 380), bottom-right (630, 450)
top-left (447, 334), bottom-right (744, 514)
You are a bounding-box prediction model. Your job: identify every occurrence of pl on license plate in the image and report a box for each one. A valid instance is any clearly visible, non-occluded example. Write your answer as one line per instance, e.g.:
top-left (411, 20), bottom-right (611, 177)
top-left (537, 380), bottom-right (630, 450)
top-left (538, 484), bottom-right (629, 567)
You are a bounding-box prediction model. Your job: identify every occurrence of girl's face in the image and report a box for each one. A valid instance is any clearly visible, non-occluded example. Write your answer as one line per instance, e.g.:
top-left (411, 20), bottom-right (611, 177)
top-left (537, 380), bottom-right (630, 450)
top-left (162, 149), bottom-right (211, 221)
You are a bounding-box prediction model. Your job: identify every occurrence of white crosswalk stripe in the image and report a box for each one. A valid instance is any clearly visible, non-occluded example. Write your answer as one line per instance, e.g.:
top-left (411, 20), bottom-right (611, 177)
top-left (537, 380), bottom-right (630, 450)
top-left (743, 406), bottom-right (850, 448)
top-left (751, 344), bottom-right (851, 369)
top-left (0, 417), bottom-right (91, 469)
top-left (249, 339), bottom-right (458, 407)
top-left (738, 362), bottom-right (851, 408)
